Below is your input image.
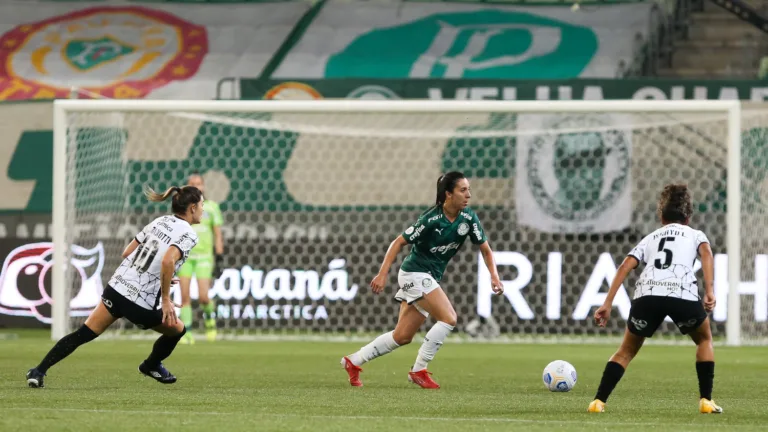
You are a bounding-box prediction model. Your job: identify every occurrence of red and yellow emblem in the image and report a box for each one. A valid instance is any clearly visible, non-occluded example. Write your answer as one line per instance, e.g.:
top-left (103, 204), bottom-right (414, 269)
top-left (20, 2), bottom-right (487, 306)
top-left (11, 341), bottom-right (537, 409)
top-left (0, 6), bottom-right (208, 100)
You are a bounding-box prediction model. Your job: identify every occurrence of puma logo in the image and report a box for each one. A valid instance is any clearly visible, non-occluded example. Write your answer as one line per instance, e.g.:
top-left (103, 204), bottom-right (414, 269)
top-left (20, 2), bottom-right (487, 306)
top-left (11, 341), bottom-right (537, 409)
top-left (435, 228), bottom-right (443, 235)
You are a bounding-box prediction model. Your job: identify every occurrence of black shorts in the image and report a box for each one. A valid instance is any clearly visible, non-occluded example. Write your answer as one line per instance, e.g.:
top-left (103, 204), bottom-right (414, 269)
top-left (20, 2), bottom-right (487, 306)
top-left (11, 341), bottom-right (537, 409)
top-left (101, 286), bottom-right (162, 330)
top-left (627, 296), bottom-right (708, 338)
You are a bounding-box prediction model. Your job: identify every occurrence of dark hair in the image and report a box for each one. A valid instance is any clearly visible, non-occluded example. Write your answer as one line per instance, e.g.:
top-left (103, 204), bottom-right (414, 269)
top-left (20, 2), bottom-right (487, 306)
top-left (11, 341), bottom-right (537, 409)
top-left (144, 185), bottom-right (203, 215)
top-left (434, 171), bottom-right (466, 207)
top-left (657, 183), bottom-right (693, 224)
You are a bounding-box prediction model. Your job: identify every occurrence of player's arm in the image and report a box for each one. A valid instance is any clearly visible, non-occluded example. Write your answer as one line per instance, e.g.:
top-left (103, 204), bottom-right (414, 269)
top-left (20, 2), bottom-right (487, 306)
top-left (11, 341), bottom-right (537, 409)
top-left (699, 242), bottom-right (716, 311)
top-left (594, 255), bottom-right (639, 327)
top-left (478, 241), bottom-right (503, 295)
top-left (121, 239), bottom-right (140, 259)
top-left (159, 246), bottom-right (183, 325)
top-left (124, 223), bottom-right (151, 258)
top-left (214, 226), bottom-right (224, 255)
top-left (212, 203), bottom-right (225, 278)
top-left (370, 235), bottom-right (408, 294)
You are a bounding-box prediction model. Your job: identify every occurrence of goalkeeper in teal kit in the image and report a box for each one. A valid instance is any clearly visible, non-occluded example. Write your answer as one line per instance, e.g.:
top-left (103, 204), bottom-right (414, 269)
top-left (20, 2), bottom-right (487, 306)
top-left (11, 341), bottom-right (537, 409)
top-left (178, 173), bottom-right (224, 343)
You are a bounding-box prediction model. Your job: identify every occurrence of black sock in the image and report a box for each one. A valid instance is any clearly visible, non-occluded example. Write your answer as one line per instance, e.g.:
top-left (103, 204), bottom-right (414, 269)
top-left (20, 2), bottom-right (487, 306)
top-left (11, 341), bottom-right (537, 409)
top-left (144, 327), bottom-right (186, 367)
top-left (594, 361), bottom-right (626, 403)
top-left (37, 325), bottom-right (98, 374)
top-left (696, 361), bottom-right (715, 400)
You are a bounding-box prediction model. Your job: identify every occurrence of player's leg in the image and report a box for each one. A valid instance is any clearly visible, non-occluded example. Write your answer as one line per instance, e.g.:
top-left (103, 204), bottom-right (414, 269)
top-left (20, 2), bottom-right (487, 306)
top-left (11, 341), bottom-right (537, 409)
top-left (408, 287), bottom-right (456, 389)
top-left (177, 259), bottom-right (195, 344)
top-left (669, 298), bottom-right (721, 413)
top-left (589, 296), bottom-right (661, 412)
top-left (139, 315), bottom-right (187, 384)
top-left (342, 302), bottom-right (426, 386)
top-left (195, 257), bottom-right (216, 341)
top-left (688, 317), bottom-right (721, 413)
top-left (27, 293), bottom-right (119, 387)
top-left (588, 328), bottom-right (646, 412)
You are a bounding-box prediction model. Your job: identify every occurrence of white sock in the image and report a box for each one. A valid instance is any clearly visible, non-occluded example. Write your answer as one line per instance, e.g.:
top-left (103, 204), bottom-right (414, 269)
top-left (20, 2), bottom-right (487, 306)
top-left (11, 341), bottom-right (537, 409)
top-left (347, 331), bottom-right (400, 366)
top-left (412, 321), bottom-right (454, 372)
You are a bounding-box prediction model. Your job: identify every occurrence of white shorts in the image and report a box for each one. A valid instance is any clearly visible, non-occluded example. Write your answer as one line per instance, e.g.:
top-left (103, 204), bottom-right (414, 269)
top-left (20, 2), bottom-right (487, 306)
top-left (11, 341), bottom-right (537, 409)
top-left (394, 269), bottom-right (439, 317)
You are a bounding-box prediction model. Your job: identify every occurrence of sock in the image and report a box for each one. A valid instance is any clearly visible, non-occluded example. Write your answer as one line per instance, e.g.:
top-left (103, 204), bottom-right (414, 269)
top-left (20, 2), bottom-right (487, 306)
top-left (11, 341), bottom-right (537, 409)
top-left (202, 302), bottom-right (215, 322)
top-left (145, 327), bottom-right (187, 367)
top-left (594, 361), bottom-right (626, 403)
top-left (412, 321), bottom-right (454, 372)
top-left (696, 361), bottom-right (715, 400)
top-left (180, 305), bottom-right (192, 328)
top-left (37, 325), bottom-right (98, 374)
top-left (348, 331), bottom-right (400, 366)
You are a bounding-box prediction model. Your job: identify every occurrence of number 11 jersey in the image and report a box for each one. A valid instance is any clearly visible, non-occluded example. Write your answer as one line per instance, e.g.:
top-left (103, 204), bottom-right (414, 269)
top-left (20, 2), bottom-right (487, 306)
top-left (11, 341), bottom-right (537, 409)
top-left (109, 215), bottom-right (199, 310)
top-left (628, 223), bottom-right (709, 301)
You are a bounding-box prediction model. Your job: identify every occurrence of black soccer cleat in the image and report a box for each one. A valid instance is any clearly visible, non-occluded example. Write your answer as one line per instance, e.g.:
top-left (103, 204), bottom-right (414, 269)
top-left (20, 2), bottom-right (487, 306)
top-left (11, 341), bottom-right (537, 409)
top-left (138, 361), bottom-right (177, 384)
top-left (26, 368), bottom-right (45, 388)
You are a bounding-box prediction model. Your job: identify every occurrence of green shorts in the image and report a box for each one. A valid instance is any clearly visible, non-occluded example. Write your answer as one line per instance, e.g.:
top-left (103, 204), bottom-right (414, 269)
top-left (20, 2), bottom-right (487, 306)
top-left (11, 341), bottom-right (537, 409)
top-left (178, 256), bottom-right (214, 279)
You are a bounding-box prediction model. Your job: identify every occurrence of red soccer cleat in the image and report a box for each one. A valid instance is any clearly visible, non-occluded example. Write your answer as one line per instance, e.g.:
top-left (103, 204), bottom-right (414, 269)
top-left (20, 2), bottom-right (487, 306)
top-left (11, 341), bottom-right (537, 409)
top-left (341, 356), bottom-right (363, 387)
top-left (408, 369), bottom-right (440, 389)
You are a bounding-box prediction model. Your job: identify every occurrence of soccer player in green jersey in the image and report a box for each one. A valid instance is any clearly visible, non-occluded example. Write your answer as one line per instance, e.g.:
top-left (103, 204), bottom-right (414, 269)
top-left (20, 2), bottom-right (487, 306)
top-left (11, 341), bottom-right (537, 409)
top-left (177, 173), bottom-right (224, 343)
top-left (341, 171), bottom-right (504, 389)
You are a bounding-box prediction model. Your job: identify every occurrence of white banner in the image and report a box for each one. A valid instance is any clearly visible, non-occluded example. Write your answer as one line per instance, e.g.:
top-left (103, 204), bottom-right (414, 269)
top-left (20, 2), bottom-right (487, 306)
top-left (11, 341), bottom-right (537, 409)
top-left (515, 114), bottom-right (632, 233)
top-left (274, 0), bottom-right (654, 79)
top-left (0, 2), bottom-right (309, 100)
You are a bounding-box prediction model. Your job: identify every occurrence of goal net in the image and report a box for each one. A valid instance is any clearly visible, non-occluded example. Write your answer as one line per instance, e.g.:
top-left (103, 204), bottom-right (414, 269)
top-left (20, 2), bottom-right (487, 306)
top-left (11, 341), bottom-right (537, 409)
top-left (52, 100), bottom-right (764, 345)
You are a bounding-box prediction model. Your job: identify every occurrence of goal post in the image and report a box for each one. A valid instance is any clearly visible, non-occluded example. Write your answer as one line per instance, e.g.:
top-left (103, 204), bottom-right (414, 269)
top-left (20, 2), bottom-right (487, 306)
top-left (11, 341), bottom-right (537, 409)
top-left (52, 99), bottom-right (746, 345)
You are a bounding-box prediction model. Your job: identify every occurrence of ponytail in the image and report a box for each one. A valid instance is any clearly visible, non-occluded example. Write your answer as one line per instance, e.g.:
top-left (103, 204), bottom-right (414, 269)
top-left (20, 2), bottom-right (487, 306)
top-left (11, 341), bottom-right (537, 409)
top-left (434, 175), bottom-right (446, 207)
top-left (144, 184), bottom-right (203, 215)
top-left (144, 185), bottom-right (178, 202)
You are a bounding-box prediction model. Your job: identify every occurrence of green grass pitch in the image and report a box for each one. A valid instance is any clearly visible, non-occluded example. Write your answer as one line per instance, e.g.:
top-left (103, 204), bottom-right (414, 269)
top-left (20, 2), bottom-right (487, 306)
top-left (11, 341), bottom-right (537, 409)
top-left (1, 330), bottom-right (767, 431)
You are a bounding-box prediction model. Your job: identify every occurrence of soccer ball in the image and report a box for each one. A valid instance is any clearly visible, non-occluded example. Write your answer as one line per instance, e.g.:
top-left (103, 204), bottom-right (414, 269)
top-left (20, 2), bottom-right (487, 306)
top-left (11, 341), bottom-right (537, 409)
top-left (542, 360), bottom-right (577, 392)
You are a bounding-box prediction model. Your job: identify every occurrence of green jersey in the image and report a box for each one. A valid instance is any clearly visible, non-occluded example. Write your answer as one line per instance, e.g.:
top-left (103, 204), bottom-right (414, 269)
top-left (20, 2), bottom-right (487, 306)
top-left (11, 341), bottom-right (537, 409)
top-left (189, 200), bottom-right (223, 259)
top-left (400, 206), bottom-right (487, 281)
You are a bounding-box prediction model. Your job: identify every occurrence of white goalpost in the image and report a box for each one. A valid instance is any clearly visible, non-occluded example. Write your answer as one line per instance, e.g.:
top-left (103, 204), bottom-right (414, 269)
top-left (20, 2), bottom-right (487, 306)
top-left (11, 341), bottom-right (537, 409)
top-left (52, 99), bottom-right (749, 345)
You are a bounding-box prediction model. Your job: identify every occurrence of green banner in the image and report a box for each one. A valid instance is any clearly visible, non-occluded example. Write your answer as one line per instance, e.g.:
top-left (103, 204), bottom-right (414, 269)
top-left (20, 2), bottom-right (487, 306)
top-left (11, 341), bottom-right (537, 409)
top-left (242, 79), bottom-right (768, 101)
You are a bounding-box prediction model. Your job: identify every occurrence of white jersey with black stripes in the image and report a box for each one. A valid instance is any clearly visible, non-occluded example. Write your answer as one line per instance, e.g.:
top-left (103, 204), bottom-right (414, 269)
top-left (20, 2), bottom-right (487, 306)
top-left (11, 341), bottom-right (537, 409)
top-left (628, 223), bottom-right (709, 301)
top-left (108, 215), bottom-right (198, 310)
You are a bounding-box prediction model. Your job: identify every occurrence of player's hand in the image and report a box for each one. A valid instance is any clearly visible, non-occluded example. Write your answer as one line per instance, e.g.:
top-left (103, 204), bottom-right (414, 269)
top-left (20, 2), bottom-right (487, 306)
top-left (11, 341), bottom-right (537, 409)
top-left (703, 292), bottom-right (716, 312)
top-left (594, 304), bottom-right (611, 327)
top-left (161, 299), bottom-right (177, 325)
top-left (370, 273), bottom-right (387, 294)
top-left (490, 277), bottom-right (504, 295)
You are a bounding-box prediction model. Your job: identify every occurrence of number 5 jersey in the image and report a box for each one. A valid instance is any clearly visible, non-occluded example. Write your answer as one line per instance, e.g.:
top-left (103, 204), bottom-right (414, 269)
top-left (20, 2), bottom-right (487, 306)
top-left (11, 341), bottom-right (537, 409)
top-left (109, 215), bottom-right (199, 309)
top-left (628, 223), bottom-right (710, 301)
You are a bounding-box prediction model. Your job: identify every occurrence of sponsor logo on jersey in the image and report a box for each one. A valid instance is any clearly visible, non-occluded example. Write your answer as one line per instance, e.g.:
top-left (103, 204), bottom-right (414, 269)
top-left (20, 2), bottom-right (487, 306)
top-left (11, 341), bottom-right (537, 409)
top-left (472, 223), bottom-right (482, 240)
top-left (0, 242), bottom-right (105, 323)
top-left (430, 242), bottom-right (460, 254)
top-left (408, 224), bottom-right (425, 241)
top-left (0, 6), bottom-right (207, 99)
top-left (526, 114), bottom-right (630, 223)
top-left (458, 223), bottom-right (469, 236)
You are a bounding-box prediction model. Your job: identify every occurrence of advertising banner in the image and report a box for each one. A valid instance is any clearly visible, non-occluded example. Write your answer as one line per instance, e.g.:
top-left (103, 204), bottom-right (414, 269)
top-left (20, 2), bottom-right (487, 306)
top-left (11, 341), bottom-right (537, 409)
top-left (0, 2), bottom-right (308, 100)
top-left (272, 1), bottom-right (654, 79)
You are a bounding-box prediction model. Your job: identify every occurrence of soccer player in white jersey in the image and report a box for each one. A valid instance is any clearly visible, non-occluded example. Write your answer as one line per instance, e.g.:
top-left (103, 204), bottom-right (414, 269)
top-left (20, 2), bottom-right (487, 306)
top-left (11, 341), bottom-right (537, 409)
top-left (25, 185), bottom-right (202, 388)
top-left (340, 172), bottom-right (504, 389)
top-left (588, 184), bottom-right (722, 414)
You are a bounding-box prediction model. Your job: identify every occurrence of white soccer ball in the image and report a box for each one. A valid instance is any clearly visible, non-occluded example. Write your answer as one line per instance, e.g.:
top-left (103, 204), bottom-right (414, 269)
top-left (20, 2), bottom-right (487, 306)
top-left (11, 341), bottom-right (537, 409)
top-left (542, 360), bottom-right (577, 392)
